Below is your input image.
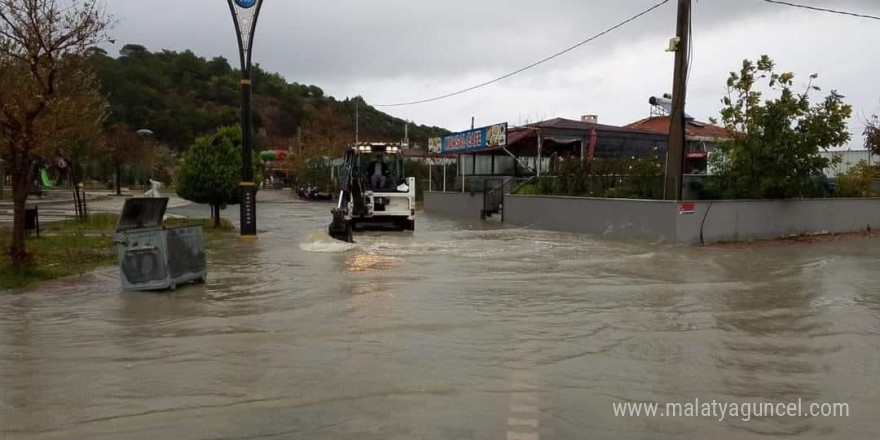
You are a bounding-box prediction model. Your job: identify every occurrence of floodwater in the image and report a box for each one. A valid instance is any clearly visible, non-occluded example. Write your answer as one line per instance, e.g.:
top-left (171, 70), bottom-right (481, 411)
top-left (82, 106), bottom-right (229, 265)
top-left (2, 196), bottom-right (880, 439)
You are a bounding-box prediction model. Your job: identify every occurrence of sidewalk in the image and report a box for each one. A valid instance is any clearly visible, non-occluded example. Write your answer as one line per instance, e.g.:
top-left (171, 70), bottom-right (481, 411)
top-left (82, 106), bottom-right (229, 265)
top-left (0, 188), bottom-right (294, 225)
top-left (0, 190), bottom-right (193, 225)
top-left (86, 192), bottom-right (191, 213)
top-left (0, 189), bottom-right (109, 208)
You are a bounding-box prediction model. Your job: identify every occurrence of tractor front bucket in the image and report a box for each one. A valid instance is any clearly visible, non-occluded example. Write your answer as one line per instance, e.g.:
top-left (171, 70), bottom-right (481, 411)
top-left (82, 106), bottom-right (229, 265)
top-left (328, 209), bottom-right (354, 243)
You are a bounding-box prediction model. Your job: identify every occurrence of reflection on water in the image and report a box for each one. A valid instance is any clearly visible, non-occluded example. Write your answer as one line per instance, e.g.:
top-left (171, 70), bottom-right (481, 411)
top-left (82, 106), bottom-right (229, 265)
top-left (345, 253), bottom-right (403, 273)
top-left (1, 200), bottom-right (880, 439)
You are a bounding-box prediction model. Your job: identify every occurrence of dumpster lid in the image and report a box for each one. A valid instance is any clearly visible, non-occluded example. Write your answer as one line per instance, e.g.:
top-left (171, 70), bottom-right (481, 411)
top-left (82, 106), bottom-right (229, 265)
top-left (116, 197), bottom-right (169, 231)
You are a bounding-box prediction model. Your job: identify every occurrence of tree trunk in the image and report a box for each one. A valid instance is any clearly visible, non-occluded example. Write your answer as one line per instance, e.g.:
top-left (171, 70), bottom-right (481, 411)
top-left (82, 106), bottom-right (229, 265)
top-left (115, 163), bottom-right (122, 196)
top-left (211, 204), bottom-right (221, 228)
top-left (9, 160), bottom-right (32, 266)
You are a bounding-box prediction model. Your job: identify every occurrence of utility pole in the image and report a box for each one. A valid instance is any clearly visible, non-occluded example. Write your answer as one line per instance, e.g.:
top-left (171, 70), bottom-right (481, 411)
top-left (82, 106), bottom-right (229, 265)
top-left (355, 99), bottom-right (360, 145)
top-left (664, 0), bottom-right (690, 201)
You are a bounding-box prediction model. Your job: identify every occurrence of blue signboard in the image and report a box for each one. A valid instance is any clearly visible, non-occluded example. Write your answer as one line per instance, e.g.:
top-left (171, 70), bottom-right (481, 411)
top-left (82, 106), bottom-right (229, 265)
top-left (439, 123), bottom-right (508, 154)
top-left (235, 0), bottom-right (258, 8)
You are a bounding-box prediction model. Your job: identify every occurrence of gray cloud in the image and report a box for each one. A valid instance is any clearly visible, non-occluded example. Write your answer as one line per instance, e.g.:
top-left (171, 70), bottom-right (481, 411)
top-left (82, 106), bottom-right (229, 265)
top-left (103, 0), bottom-right (880, 146)
top-left (105, 0), bottom-right (878, 81)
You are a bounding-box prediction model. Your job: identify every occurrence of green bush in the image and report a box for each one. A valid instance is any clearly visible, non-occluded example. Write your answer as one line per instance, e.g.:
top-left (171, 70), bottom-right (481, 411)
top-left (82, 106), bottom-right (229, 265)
top-left (536, 176), bottom-right (560, 195)
top-left (301, 156), bottom-right (334, 193)
top-left (515, 183), bottom-right (540, 195)
top-left (177, 125), bottom-right (260, 227)
top-left (836, 160), bottom-right (875, 198)
top-left (711, 56), bottom-right (851, 199)
top-left (604, 186), bottom-right (632, 199)
top-left (531, 152), bottom-right (663, 199)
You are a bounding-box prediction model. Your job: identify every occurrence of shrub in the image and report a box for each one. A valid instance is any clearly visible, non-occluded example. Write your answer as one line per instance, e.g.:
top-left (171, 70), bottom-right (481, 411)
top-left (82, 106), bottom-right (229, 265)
top-left (836, 160), bottom-right (875, 198)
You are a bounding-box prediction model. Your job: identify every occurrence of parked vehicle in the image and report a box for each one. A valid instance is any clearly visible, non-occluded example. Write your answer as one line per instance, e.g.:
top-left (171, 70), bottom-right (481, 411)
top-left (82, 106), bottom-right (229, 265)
top-left (296, 186), bottom-right (333, 201)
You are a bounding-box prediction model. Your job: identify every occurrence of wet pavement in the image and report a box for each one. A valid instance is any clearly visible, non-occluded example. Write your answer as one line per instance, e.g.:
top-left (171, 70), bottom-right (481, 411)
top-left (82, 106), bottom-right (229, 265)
top-left (0, 190), bottom-right (191, 225)
top-left (2, 194), bottom-right (880, 439)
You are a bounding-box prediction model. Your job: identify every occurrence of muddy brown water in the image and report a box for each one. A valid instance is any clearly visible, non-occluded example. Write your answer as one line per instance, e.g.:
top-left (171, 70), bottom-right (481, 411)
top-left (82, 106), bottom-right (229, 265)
top-left (1, 198), bottom-right (879, 439)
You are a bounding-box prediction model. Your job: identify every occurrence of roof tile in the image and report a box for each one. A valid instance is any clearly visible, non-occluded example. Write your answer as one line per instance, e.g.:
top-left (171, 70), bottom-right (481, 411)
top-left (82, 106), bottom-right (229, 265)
top-left (625, 116), bottom-right (731, 139)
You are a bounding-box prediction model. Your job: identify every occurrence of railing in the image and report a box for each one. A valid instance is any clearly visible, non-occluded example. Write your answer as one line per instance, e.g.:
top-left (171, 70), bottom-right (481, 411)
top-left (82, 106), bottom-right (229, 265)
top-left (508, 177), bottom-right (536, 195)
top-left (509, 175), bottom-right (665, 200)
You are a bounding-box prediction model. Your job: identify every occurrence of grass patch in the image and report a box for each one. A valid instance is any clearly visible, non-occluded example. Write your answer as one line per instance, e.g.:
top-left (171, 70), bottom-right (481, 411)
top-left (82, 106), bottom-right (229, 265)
top-left (166, 218), bottom-right (236, 244)
top-left (45, 213), bottom-right (118, 235)
top-left (166, 217), bottom-right (235, 232)
top-left (0, 231), bottom-right (116, 290)
top-left (1, 215), bottom-right (235, 290)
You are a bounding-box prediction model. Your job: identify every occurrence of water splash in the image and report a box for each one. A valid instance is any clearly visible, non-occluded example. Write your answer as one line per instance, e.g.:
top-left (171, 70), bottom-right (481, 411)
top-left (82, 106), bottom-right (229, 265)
top-left (299, 231), bottom-right (358, 253)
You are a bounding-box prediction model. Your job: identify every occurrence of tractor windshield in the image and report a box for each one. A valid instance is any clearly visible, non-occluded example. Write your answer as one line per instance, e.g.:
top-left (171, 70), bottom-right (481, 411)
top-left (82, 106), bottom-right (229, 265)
top-left (360, 151), bottom-right (405, 190)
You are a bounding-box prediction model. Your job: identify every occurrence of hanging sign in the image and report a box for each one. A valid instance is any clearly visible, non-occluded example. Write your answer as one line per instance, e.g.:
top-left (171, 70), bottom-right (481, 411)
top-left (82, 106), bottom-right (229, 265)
top-left (428, 137), bottom-right (442, 154)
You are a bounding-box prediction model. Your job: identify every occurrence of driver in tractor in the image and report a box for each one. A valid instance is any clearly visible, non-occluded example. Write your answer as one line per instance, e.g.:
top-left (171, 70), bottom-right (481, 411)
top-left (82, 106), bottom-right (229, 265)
top-left (367, 152), bottom-right (390, 190)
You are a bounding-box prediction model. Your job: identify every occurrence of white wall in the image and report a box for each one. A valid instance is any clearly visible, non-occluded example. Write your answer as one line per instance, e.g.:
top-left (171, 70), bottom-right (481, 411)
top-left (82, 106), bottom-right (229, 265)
top-left (428, 192), bottom-right (880, 245)
top-left (822, 150), bottom-right (874, 177)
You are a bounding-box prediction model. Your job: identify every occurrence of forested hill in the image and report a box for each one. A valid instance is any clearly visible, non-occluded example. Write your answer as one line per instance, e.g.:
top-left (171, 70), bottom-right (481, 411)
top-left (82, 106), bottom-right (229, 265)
top-left (88, 44), bottom-right (448, 154)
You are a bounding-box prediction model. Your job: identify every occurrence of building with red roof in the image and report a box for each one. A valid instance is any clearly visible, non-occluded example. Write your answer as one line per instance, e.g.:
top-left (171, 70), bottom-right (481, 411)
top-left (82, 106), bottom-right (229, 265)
top-left (625, 101), bottom-right (733, 174)
top-left (625, 116), bottom-right (730, 141)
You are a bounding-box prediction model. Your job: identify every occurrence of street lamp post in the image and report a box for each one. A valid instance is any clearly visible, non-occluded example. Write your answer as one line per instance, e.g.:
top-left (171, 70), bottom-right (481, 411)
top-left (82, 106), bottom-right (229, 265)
top-left (226, 0), bottom-right (264, 239)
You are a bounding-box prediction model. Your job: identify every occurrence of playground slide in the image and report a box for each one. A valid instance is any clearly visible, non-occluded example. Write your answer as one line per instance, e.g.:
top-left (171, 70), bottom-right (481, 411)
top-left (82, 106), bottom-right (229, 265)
top-left (39, 168), bottom-right (54, 189)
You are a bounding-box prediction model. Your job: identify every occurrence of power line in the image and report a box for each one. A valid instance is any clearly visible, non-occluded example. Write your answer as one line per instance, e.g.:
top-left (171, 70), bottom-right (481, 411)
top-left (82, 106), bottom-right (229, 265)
top-left (374, 0), bottom-right (671, 107)
top-left (759, 0), bottom-right (880, 21)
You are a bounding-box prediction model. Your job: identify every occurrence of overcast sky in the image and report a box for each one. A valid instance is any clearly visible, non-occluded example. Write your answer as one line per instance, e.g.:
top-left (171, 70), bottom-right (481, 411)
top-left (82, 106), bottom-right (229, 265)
top-left (106, 0), bottom-right (879, 147)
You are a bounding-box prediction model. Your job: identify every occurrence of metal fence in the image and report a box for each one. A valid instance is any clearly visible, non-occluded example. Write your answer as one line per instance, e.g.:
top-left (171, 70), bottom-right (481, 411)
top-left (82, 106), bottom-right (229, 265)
top-left (425, 171), bottom-right (880, 201)
top-left (509, 175), bottom-right (666, 200)
top-left (681, 175), bottom-right (874, 200)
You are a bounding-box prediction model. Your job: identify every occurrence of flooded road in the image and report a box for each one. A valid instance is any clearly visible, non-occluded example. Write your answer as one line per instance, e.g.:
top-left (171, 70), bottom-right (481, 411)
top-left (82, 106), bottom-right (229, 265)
top-left (2, 196), bottom-right (880, 439)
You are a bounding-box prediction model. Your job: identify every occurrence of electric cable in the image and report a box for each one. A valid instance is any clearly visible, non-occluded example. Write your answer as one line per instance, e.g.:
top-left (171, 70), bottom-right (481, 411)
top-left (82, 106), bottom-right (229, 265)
top-left (374, 0), bottom-right (672, 107)
top-left (759, 0), bottom-right (880, 21)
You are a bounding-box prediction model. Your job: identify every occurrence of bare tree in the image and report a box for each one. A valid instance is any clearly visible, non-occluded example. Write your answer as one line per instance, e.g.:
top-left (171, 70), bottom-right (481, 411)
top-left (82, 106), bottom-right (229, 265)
top-left (0, 0), bottom-right (112, 265)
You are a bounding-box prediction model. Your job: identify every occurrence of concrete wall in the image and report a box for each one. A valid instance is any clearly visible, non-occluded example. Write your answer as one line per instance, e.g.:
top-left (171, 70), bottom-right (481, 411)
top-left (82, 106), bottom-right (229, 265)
top-left (425, 192), bottom-right (485, 221)
top-left (426, 192), bottom-right (880, 244)
top-left (504, 195), bottom-right (677, 242)
top-left (676, 198), bottom-right (880, 244)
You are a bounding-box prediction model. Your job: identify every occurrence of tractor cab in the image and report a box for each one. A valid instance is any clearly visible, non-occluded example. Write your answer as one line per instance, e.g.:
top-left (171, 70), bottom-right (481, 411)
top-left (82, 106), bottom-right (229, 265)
top-left (353, 143), bottom-right (408, 191)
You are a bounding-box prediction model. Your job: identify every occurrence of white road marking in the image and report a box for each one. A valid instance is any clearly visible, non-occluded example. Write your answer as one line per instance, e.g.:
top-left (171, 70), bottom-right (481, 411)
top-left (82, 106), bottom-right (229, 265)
top-left (508, 417), bottom-right (539, 428)
top-left (507, 432), bottom-right (539, 440)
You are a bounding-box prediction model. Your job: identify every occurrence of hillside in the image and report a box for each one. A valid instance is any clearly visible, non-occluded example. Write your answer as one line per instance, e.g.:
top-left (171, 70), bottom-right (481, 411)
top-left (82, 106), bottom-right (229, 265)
top-left (88, 44), bottom-right (448, 156)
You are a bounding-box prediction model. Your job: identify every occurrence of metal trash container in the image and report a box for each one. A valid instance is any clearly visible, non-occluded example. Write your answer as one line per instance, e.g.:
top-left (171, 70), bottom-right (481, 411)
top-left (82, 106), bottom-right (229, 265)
top-left (113, 197), bottom-right (207, 291)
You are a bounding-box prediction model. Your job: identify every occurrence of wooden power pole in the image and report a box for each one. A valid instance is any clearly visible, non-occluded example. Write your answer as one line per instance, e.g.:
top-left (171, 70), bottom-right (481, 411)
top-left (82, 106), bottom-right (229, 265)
top-left (664, 0), bottom-right (691, 201)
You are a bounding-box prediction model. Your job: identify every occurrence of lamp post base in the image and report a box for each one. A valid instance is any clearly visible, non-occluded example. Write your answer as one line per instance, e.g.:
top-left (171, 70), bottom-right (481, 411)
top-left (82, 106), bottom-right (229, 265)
top-left (239, 183), bottom-right (257, 237)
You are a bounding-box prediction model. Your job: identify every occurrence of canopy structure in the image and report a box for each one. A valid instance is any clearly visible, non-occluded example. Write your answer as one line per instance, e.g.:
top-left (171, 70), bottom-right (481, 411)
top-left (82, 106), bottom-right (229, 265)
top-left (457, 118), bottom-right (669, 177)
